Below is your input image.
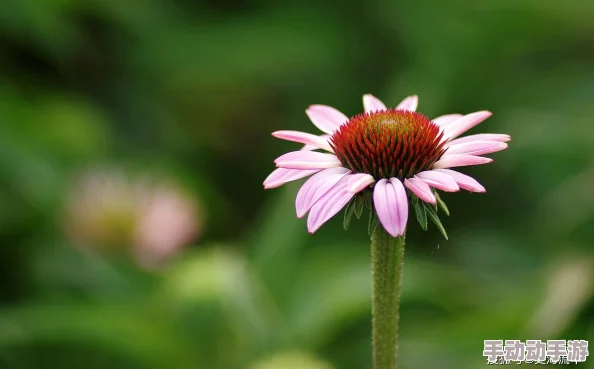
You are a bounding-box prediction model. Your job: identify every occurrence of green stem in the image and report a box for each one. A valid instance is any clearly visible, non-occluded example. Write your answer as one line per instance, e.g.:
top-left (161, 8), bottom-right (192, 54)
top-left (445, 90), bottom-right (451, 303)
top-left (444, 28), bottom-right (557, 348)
top-left (371, 226), bottom-right (406, 369)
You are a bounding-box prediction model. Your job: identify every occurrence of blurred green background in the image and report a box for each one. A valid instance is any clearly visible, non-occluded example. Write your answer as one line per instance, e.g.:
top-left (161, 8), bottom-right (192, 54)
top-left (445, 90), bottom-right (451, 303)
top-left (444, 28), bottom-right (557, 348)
top-left (1, 0), bottom-right (594, 368)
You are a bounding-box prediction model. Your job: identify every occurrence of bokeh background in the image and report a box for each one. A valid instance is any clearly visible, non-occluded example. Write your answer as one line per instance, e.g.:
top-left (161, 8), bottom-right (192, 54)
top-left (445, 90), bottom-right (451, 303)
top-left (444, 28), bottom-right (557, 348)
top-left (1, 0), bottom-right (594, 368)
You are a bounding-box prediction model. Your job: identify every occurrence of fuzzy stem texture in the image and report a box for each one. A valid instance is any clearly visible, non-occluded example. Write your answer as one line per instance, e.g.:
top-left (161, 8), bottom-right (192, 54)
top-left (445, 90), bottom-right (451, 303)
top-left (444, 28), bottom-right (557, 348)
top-left (371, 226), bottom-right (405, 369)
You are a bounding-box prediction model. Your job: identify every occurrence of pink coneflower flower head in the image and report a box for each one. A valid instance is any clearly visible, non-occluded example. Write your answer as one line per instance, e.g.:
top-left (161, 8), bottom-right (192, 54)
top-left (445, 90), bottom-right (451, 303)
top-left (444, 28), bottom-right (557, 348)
top-left (264, 94), bottom-right (510, 238)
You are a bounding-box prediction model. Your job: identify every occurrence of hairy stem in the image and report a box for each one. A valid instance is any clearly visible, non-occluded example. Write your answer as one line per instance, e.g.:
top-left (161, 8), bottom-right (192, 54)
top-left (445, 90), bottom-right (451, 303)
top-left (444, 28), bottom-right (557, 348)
top-left (371, 226), bottom-right (406, 369)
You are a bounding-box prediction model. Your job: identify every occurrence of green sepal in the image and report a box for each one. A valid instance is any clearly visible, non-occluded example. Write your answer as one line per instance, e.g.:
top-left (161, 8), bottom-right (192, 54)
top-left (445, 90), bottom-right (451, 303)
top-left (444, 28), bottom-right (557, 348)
top-left (434, 191), bottom-right (450, 216)
top-left (343, 197), bottom-right (356, 231)
top-left (414, 200), bottom-right (428, 231)
top-left (423, 202), bottom-right (448, 240)
top-left (354, 193), bottom-right (365, 219)
top-left (368, 206), bottom-right (379, 236)
top-left (363, 189), bottom-right (372, 208)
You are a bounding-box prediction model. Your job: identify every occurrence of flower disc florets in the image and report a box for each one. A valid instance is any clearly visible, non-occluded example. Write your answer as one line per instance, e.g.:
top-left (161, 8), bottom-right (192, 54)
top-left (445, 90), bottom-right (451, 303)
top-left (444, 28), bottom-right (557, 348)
top-left (329, 109), bottom-right (446, 180)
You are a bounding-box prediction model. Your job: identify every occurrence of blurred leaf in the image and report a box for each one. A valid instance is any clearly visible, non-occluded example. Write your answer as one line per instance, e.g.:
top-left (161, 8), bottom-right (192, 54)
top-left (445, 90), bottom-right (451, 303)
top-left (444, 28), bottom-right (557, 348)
top-left (247, 183), bottom-right (310, 314)
top-left (0, 304), bottom-right (196, 369)
top-left (287, 244), bottom-right (370, 350)
top-left (161, 247), bottom-right (287, 353)
top-left (248, 351), bottom-right (334, 369)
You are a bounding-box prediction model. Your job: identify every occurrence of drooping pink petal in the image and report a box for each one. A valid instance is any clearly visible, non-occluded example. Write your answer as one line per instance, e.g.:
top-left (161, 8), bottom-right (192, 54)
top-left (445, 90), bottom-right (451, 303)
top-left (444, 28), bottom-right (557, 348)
top-left (363, 94), bottom-right (387, 113)
top-left (295, 168), bottom-right (350, 218)
top-left (305, 105), bottom-right (349, 134)
top-left (445, 133), bottom-right (511, 147)
top-left (372, 180), bottom-right (392, 235)
top-left (444, 141), bottom-right (508, 156)
top-left (443, 111), bottom-right (492, 141)
top-left (432, 169), bottom-right (486, 192)
top-left (389, 178), bottom-right (408, 235)
top-left (404, 178), bottom-right (436, 204)
top-left (395, 95), bottom-right (419, 112)
top-left (432, 114), bottom-right (462, 127)
top-left (302, 134), bottom-right (332, 151)
top-left (263, 168), bottom-right (320, 189)
top-left (432, 154), bottom-right (493, 169)
top-left (307, 176), bottom-right (355, 233)
top-left (373, 179), bottom-right (408, 237)
top-left (347, 173), bottom-right (376, 193)
top-left (275, 151), bottom-right (342, 170)
top-left (272, 130), bottom-right (333, 152)
top-left (415, 171), bottom-right (459, 192)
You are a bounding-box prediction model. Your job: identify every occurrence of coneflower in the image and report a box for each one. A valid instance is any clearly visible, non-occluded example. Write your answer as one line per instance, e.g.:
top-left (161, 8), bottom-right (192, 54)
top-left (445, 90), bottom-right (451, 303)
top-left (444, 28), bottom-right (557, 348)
top-left (264, 93), bottom-right (510, 369)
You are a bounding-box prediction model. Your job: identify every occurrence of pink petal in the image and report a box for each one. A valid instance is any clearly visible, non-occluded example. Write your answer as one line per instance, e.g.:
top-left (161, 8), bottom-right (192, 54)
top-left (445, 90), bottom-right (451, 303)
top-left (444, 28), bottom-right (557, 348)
top-left (432, 114), bottom-right (463, 127)
top-left (389, 178), bottom-right (409, 235)
top-left (295, 168), bottom-right (350, 218)
top-left (263, 168), bottom-right (319, 189)
top-left (443, 111), bottom-right (492, 141)
top-left (395, 95), bottom-right (419, 112)
top-left (432, 154), bottom-right (493, 169)
top-left (306, 105), bottom-right (349, 134)
top-left (275, 151), bottom-right (342, 170)
top-left (302, 134), bottom-right (332, 151)
top-left (363, 94), bottom-right (387, 113)
top-left (433, 169), bottom-right (486, 192)
top-left (446, 133), bottom-right (511, 147)
top-left (272, 130), bottom-right (333, 152)
top-left (347, 173), bottom-right (376, 193)
top-left (373, 178), bottom-right (408, 237)
top-left (306, 176), bottom-right (355, 233)
top-left (445, 141), bottom-right (508, 156)
top-left (415, 171), bottom-right (459, 192)
top-left (404, 178), bottom-right (436, 204)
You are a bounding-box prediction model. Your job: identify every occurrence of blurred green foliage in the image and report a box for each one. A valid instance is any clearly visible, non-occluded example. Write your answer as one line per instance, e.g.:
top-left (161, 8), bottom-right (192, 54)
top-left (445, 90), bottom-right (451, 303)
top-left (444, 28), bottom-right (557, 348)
top-left (1, 0), bottom-right (594, 368)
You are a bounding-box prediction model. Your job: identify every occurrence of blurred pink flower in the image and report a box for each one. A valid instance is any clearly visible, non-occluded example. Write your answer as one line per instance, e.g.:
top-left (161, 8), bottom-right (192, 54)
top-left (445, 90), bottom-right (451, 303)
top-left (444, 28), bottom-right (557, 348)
top-left (63, 169), bottom-right (202, 268)
top-left (134, 185), bottom-right (200, 268)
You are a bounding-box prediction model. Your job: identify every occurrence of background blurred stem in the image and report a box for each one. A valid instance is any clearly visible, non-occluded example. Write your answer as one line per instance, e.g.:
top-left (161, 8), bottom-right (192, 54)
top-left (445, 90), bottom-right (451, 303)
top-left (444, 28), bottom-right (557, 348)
top-left (371, 227), bottom-right (405, 369)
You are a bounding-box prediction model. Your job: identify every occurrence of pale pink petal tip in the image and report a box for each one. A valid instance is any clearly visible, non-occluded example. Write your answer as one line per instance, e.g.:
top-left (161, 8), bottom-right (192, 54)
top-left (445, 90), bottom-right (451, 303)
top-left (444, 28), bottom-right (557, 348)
top-left (444, 111), bottom-right (492, 141)
top-left (301, 134), bottom-right (331, 151)
top-left (432, 154), bottom-right (493, 169)
top-left (306, 176), bottom-right (355, 233)
top-left (395, 95), bottom-right (419, 112)
top-left (347, 173), bottom-right (375, 193)
top-left (373, 178), bottom-right (408, 237)
top-left (433, 169), bottom-right (486, 193)
top-left (306, 105), bottom-right (349, 134)
top-left (272, 130), bottom-right (333, 152)
top-left (445, 141), bottom-right (508, 156)
top-left (263, 168), bottom-right (319, 189)
top-left (415, 171), bottom-right (459, 192)
top-left (447, 133), bottom-right (511, 146)
top-left (275, 151), bottom-right (342, 170)
top-left (432, 114), bottom-right (463, 127)
top-left (404, 178), bottom-right (436, 204)
top-left (295, 168), bottom-right (350, 218)
top-left (363, 94), bottom-right (387, 113)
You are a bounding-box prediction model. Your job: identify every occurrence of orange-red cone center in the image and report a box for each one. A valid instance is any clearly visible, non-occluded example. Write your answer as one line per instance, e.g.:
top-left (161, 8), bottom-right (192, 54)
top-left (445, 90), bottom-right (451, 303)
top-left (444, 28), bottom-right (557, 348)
top-left (329, 109), bottom-right (446, 179)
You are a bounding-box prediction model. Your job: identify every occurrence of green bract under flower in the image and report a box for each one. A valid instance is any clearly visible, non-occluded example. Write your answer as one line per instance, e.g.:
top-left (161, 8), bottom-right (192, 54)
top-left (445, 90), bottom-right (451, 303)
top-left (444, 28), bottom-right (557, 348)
top-left (329, 109), bottom-right (446, 180)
